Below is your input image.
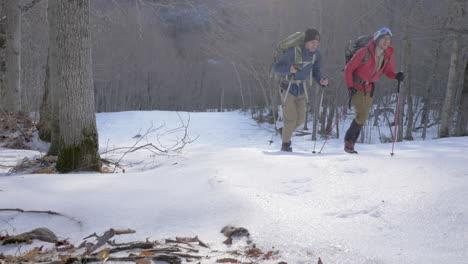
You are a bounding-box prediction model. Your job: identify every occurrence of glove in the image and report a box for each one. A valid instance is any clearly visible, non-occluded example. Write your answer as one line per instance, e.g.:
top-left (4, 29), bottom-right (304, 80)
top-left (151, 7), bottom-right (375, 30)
top-left (348, 87), bottom-right (357, 97)
top-left (396, 72), bottom-right (404, 82)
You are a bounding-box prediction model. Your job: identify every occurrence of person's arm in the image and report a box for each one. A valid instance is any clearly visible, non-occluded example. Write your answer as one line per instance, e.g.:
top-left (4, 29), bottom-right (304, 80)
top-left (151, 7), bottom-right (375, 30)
top-left (344, 47), bottom-right (367, 88)
top-left (273, 48), bottom-right (295, 76)
top-left (383, 54), bottom-right (397, 80)
top-left (311, 51), bottom-right (324, 85)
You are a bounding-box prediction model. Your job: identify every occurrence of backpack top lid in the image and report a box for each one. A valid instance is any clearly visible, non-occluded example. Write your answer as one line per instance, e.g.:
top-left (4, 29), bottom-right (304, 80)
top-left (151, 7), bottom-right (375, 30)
top-left (274, 32), bottom-right (305, 62)
top-left (345, 34), bottom-right (372, 65)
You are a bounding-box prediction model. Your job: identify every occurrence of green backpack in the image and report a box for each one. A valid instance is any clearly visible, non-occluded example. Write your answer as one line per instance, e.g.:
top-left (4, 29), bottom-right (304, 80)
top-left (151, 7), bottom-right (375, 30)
top-left (270, 32), bottom-right (316, 81)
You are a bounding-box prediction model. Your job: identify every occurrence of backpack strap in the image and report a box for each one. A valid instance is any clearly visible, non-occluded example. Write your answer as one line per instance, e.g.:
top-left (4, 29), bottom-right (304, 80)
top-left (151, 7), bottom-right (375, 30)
top-left (361, 47), bottom-right (371, 65)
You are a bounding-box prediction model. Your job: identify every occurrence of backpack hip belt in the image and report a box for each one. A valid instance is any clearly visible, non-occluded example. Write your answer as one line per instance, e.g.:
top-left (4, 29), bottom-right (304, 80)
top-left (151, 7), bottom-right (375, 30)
top-left (353, 75), bottom-right (373, 86)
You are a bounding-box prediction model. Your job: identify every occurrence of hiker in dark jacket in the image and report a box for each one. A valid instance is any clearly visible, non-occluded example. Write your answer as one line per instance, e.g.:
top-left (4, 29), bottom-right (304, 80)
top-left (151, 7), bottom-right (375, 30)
top-left (344, 27), bottom-right (404, 153)
top-left (274, 28), bottom-right (329, 152)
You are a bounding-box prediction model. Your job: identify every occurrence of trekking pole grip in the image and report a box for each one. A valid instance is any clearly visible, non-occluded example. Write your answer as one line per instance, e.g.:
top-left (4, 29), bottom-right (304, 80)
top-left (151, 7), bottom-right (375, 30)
top-left (397, 80), bottom-right (401, 93)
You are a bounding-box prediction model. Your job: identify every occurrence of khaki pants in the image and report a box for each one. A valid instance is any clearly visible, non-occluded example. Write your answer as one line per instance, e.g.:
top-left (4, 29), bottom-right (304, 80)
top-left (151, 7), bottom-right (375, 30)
top-left (351, 90), bottom-right (373, 125)
top-left (282, 92), bottom-right (306, 143)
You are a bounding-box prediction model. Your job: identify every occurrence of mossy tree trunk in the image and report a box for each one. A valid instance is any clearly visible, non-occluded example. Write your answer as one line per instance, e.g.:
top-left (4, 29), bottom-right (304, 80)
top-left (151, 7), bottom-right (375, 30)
top-left (52, 0), bottom-right (101, 172)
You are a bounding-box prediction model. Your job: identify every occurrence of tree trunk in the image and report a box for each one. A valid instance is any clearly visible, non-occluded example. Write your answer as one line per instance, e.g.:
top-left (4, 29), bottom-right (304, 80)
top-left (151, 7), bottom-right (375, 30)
top-left (4, 0), bottom-right (21, 113)
top-left (440, 0), bottom-right (464, 138)
top-left (47, 0), bottom-right (60, 155)
top-left (439, 32), bottom-right (461, 138)
top-left (0, 0), bottom-right (6, 111)
top-left (455, 60), bottom-right (468, 136)
top-left (404, 37), bottom-right (414, 141)
top-left (38, 50), bottom-right (51, 142)
top-left (421, 37), bottom-right (443, 139)
top-left (53, 0), bottom-right (101, 172)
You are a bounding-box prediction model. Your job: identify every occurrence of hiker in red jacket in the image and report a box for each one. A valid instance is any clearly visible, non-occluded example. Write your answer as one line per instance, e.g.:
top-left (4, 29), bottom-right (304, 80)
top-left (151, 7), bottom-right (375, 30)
top-left (344, 27), bottom-right (404, 153)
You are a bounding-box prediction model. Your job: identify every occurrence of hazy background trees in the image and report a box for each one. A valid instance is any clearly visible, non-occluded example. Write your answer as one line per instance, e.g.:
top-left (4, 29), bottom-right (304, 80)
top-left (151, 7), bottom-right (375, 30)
top-left (8, 0), bottom-right (468, 138)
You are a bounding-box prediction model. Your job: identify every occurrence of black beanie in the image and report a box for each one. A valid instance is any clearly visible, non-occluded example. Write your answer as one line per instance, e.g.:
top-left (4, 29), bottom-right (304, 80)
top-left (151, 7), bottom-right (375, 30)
top-left (304, 28), bottom-right (320, 43)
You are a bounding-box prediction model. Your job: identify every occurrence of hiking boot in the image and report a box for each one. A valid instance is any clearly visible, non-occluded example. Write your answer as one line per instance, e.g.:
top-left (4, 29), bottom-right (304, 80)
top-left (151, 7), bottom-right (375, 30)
top-left (281, 142), bottom-right (292, 152)
top-left (344, 140), bottom-right (358, 154)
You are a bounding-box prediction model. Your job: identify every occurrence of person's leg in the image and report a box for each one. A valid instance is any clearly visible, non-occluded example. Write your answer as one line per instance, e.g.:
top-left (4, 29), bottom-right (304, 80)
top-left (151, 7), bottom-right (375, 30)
top-left (294, 96), bottom-right (306, 130)
top-left (344, 90), bottom-right (373, 153)
top-left (281, 93), bottom-right (298, 151)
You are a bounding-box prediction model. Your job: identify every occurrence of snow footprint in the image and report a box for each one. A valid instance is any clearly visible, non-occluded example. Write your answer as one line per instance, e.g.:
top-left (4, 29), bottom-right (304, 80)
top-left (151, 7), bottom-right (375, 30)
top-left (329, 204), bottom-right (383, 219)
top-left (342, 167), bottom-right (368, 174)
top-left (280, 177), bottom-right (314, 196)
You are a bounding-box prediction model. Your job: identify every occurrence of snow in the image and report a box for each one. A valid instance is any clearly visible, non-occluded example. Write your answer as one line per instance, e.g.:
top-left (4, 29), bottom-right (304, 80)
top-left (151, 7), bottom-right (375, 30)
top-left (0, 110), bottom-right (467, 263)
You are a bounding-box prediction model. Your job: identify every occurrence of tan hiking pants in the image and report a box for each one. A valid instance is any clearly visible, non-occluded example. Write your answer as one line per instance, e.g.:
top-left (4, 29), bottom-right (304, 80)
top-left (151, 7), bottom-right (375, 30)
top-left (282, 92), bottom-right (306, 143)
top-left (351, 90), bottom-right (374, 125)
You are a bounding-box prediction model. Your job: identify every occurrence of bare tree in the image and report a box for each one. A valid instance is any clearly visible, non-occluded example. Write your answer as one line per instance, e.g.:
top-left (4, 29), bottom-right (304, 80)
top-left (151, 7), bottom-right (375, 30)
top-left (440, 0), bottom-right (465, 138)
top-left (4, 0), bottom-right (22, 113)
top-left (0, 1), bottom-right (5, 111)
top-left (51, 0), bottom-right (101, 172)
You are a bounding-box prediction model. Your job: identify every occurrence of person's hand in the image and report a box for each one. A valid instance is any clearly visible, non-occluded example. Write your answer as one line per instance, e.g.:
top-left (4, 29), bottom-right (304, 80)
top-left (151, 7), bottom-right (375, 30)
top-left (290, 65), bottom-right (298, 74)
top-left (320, 78), bottom-right (329, 87)
top-left (348, 87), bottom-right (357, 97)
top-left (396, 72), bottom-right (405, 82)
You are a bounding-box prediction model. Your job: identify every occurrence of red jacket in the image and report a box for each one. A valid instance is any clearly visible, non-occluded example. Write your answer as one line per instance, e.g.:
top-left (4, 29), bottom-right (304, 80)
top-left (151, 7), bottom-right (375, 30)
top-left (345, 41), bottom-right (397, 92)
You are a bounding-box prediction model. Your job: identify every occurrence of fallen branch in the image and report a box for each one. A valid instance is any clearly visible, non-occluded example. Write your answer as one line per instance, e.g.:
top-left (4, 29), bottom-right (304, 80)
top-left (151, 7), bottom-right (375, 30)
top-left (105, 242), bottom-right (156, 254)
top-left (84, 228), bottom-right (136, 253)
top-left (0, 208), bottom-right (82, 227)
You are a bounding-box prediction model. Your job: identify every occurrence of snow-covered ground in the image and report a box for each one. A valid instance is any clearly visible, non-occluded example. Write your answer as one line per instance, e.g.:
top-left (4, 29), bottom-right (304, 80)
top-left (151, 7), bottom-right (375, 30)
top-left (1, 110), bottom-right (467, 263)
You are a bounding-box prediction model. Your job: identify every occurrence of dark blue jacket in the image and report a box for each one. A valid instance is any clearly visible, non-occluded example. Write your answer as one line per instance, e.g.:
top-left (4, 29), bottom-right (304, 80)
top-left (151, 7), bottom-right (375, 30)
top-left (273, 44), bottom-right (324, 96)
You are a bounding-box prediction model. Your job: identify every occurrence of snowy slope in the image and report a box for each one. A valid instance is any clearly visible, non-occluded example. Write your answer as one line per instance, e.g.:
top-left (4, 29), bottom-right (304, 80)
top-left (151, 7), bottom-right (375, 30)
top-left (0, 110), bottom-right (467, 264)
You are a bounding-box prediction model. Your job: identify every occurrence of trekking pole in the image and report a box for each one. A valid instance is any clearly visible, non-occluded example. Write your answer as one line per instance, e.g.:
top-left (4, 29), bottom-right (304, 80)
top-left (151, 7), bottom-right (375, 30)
top-left (318, 104), bottom-right (347, 154)
top-left (390, 80), bottom-right (401, 157)
top-left (312, 86), bottom-right (325, 153)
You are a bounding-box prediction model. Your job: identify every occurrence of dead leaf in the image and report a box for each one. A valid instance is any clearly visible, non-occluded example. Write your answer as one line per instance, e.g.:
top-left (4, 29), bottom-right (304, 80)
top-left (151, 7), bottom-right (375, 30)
top-left (246, 248), bottom-right (263, 258)
top-left (136, 259), bottom-right (151, 264)
top-left (59, 255), bottom-right (70, 262)
top-left (42, 156), bottom-right (58, 163)
top-left (32, 167), bottom-right (56, 174)
top-left (139, 251), bottom-right (155, 256)
top-left (98, 248), bottom-right (110, 259)
top-left (223, 236), bottom-right (233, 245)
top-left (262, 250), bottom-right (279, 260)
top-left (21, 247), bottom-right (41, 261)
top-left (100, 167), bottom-right (113, 173)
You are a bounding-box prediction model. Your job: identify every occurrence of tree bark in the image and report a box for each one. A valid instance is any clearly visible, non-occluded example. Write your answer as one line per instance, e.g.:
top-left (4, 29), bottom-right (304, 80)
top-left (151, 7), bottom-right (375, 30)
top-left (53, 0), bottom-right (101, 172)
top-left (4, 0), bottom-right (21, 113)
